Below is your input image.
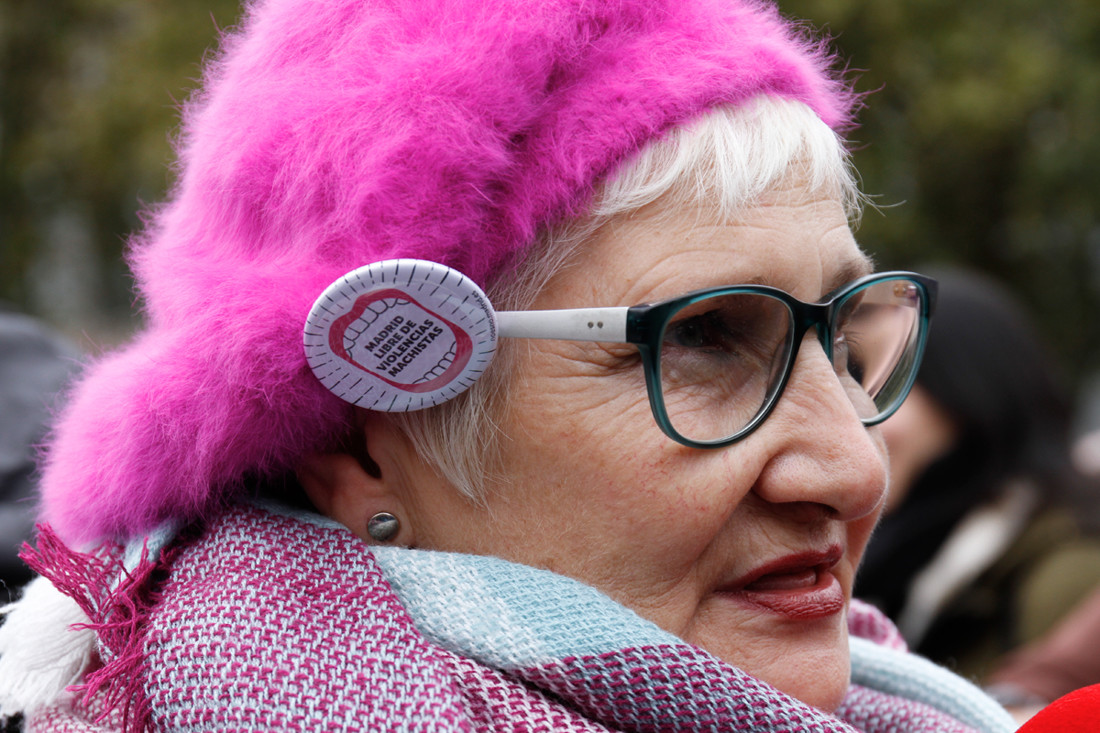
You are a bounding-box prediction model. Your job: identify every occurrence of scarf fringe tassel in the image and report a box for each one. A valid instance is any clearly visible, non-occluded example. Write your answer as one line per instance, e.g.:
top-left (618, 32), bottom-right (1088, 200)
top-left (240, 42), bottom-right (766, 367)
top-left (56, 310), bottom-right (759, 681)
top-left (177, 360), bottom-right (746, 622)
top-left (20, 525), bottom-right (162, 732)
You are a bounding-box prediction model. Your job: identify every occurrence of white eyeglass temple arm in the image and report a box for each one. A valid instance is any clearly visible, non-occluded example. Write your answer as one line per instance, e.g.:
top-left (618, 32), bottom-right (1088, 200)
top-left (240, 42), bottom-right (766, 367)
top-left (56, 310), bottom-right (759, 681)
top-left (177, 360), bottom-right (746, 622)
top-left (496, 308), bottom-right (629, 342)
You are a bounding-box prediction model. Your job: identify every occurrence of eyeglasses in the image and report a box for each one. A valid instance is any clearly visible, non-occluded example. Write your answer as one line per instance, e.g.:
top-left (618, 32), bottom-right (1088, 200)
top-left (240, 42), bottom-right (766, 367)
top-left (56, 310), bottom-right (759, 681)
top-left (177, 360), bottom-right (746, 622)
top-left (496, 272), bottom-right (937, 449)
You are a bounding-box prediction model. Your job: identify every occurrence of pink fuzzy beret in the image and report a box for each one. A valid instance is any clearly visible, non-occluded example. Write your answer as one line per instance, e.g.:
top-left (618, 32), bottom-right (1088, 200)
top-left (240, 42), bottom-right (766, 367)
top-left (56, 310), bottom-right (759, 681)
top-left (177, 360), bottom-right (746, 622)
top-left (40, 0), bottom-right (857, 544)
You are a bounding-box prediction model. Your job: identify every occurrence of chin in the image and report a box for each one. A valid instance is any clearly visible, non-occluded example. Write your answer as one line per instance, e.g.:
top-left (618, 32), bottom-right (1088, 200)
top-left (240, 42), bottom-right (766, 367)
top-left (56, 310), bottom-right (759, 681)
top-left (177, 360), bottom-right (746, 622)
top-left (688, 592), bottom-right (853, 712)
top-left (699, 617), bottom-right (852, 713)
top-left (761, 643), bottom-right (851, 713)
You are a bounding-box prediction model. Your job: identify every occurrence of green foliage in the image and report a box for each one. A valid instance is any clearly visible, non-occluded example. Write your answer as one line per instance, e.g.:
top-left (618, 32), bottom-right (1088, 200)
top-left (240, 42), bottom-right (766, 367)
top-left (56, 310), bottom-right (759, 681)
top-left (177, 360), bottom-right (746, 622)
top-left (0, 0), bottom-right (242, 327)
top-left (781, 0), bottom-right (1100, 387)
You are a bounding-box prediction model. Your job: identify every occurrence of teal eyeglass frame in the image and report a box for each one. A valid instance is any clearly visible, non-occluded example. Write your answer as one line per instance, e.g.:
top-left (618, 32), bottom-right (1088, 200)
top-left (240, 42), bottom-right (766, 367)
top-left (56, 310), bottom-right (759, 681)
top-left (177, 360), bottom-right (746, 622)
top-left (497, 271), bottom-right (937, 449)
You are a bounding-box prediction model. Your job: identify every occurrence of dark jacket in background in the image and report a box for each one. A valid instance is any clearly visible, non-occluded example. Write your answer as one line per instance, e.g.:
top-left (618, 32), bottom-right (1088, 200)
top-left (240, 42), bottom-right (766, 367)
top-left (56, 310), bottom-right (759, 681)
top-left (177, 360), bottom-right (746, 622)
top-left (0, 312), bottom-right (81, 596)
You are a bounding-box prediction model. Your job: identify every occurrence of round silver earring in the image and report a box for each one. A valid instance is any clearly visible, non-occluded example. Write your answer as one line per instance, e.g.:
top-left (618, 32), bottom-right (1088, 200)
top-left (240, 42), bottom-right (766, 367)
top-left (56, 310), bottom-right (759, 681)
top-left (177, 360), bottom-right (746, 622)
top-left (367, 512), bottom-right (400, 542)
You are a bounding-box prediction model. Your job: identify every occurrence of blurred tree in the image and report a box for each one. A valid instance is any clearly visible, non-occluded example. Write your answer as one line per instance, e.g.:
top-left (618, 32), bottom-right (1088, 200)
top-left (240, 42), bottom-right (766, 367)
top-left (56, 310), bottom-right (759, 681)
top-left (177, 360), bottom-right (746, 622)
top-left (4, 0), bottom-right (1100, 395)
top-left (781, 0), bottom-right (1100, 391)
top-left (0, 0), bottom-right (242, 343)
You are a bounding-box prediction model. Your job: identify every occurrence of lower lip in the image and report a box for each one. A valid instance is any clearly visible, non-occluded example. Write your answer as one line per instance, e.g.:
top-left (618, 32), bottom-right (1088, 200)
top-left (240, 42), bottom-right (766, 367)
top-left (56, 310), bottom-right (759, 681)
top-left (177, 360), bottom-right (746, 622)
top-left (732, 572), bottom-right (845, 620)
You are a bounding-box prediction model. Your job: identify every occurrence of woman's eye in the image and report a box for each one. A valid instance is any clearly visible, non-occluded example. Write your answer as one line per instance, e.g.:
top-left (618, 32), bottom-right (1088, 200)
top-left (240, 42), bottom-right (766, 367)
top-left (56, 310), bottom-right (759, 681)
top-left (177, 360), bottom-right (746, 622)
top-left (666, 312), bottom-right (734, 352)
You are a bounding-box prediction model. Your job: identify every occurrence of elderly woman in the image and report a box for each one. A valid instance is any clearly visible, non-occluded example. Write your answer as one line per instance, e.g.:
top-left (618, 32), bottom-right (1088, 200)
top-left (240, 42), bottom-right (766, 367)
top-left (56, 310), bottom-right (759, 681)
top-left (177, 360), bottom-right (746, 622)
top-left (0, 0), bottom-right (1015, 731)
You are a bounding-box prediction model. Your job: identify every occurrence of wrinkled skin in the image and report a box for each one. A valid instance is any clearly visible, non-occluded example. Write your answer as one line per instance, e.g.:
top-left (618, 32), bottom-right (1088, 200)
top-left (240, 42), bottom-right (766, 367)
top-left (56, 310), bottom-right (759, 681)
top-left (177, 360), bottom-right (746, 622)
top-left (301, 172), bottom-right (890, 712)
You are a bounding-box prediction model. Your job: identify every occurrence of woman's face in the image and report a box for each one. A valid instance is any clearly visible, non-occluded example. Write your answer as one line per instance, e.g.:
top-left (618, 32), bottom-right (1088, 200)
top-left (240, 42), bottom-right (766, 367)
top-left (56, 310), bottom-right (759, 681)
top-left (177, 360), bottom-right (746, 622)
top-left (364, 172), bottom-right (889, 712)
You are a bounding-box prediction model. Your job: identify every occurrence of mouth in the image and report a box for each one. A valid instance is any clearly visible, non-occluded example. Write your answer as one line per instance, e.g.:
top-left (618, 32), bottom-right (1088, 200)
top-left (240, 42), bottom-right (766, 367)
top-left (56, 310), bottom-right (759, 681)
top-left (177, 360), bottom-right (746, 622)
top-left (720, 546), bottom-right (846, 620)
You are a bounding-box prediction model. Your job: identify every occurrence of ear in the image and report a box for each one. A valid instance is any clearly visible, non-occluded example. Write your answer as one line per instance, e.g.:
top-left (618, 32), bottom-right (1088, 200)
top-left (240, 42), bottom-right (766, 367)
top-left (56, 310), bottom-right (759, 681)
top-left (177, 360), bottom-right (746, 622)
top-left (297, 418), bottom-right (417, 546)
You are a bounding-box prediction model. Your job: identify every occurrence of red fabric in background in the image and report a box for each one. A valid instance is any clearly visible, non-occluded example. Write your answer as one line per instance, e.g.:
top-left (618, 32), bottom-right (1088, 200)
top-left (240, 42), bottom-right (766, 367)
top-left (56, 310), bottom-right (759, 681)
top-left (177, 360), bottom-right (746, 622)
top-left (1018, 684), bottom-right (1100, 732)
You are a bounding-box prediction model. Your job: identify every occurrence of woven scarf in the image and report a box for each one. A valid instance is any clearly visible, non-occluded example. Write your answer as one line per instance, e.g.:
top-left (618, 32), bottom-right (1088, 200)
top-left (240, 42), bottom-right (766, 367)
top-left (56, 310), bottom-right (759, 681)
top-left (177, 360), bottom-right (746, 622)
top-left (12, 503), bottom-right (1015, 732)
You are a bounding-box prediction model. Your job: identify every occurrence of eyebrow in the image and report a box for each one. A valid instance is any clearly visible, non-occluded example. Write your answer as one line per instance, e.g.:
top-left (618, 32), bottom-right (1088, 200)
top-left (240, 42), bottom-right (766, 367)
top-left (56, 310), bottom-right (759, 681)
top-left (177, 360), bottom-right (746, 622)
top-left (822, 255), bottom-right (875, 298)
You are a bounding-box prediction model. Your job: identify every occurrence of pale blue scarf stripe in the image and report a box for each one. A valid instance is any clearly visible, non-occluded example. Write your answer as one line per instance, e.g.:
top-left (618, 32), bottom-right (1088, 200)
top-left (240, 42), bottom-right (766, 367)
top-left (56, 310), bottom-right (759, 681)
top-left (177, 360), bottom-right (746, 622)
top-left (849, 637), bottom-right (1015, 733)
top-left (370, 545), bottom-right (678, 669)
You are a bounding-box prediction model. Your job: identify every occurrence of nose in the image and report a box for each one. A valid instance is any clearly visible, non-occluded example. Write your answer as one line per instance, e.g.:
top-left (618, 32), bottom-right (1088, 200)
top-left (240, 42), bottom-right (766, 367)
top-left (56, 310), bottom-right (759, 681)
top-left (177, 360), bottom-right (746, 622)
top-left (751, 335), bottom-right (888, 521)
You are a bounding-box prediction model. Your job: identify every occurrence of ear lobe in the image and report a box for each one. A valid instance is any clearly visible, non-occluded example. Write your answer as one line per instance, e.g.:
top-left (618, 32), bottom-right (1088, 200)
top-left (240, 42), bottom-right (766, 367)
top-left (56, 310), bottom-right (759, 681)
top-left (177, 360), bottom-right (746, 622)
top-left (297, 451), bottom-right (412, 545)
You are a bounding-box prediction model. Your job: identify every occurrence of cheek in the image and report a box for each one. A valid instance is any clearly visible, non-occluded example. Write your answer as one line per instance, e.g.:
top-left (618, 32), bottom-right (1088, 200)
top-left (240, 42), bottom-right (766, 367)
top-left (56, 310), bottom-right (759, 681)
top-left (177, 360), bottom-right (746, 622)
top-left (599, 446), bottom-right (761, 585)
top-left (500, 389), bottom-right (755, 573)
top-left (565, 449), bottom-right (759, 627)
top-left (493, 364), bottom-right (667, 530)
top-left (490, 345), bottom-right (765, 602)
top-left (503, 350), bottom-right (670, 491)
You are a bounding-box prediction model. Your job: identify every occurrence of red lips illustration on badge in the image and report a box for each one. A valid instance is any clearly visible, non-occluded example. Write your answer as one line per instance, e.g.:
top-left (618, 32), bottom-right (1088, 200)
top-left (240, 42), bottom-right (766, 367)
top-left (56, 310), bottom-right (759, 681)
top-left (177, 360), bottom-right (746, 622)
top-left (328, 289), bottom-right (472, 393)
top-left (304, 260), bottom-right (498, 411)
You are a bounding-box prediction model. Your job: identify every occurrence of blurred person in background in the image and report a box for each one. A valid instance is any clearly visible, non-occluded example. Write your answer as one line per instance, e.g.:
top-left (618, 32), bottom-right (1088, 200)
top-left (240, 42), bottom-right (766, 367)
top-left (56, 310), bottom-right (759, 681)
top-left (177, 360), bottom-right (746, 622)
top-left (984, 584), bottom-right (1100, 722)
top-left (857, 265), bottom-right (1100, 707)
top-left (981, 425), bottom-right (1100, 721)
top-left (0, 311), bottom-right (80, 599)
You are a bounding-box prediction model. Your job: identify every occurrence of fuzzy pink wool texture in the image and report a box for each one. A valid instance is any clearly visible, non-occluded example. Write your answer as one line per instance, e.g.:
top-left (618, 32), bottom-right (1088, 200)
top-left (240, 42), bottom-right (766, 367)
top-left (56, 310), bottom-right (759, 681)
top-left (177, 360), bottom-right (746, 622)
top-left (40, 0), bottom-right (857, 544)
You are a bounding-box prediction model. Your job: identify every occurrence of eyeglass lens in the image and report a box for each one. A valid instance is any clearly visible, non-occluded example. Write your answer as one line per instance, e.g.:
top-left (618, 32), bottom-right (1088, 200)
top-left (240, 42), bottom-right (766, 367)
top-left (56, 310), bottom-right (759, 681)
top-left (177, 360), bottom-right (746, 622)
top-left (655, 277), bottom-right (923, 444)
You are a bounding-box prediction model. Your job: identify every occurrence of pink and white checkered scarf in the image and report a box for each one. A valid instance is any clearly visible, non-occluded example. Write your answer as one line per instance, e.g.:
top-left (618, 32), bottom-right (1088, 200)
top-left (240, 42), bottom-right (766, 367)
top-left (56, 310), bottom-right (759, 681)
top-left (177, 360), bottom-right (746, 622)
top-left (13, 503), bottom-right (1014, 732)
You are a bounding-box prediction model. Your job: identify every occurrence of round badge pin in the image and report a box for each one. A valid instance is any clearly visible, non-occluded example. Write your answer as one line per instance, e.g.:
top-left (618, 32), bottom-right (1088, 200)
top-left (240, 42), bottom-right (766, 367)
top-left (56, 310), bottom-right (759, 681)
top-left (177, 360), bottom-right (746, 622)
top-left (304, 259), bottom-right (498, 411)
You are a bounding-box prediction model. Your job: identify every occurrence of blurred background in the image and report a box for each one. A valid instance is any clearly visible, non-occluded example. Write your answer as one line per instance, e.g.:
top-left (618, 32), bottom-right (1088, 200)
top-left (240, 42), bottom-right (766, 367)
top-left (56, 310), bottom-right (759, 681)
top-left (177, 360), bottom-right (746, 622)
top-left (3, 0), bottom-right (1100, 421)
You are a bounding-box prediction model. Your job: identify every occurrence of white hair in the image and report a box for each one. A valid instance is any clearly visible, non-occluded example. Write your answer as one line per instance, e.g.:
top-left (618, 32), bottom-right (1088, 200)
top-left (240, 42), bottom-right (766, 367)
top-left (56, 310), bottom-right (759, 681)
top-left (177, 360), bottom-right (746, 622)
top-left (394, 95), bottom-right (863, 499)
